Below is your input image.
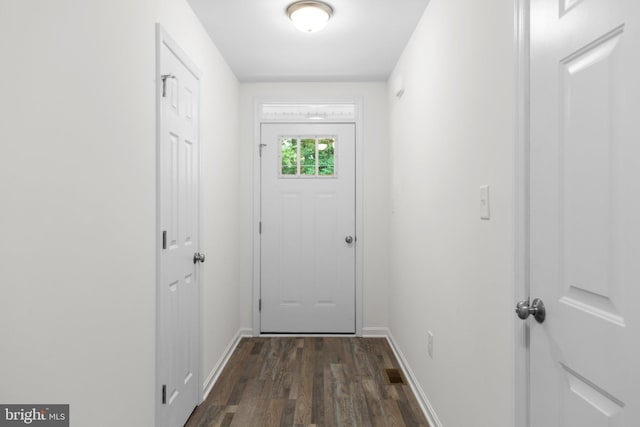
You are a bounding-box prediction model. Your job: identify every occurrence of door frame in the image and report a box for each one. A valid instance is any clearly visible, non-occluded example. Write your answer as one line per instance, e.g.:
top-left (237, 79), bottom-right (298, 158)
top-left (155, 24), bottom-right (203, 425)
top-left (252, 98), bottom-right (364, 336)
top-left (513, 1), bottom-right (530, 427)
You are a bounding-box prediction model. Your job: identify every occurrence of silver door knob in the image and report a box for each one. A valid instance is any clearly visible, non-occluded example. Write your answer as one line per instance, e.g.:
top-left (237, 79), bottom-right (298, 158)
top-left (193, 252), bottom-right (206, 264)
top-left (515, 298), bottom-right (545, 323)
top-left (345, 236), bottom-right (354, 244)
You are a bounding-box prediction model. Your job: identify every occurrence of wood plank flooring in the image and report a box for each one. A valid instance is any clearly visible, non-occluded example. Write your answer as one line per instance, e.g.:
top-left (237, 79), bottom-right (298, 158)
top-left (185, 337), bottom-right (430, 427)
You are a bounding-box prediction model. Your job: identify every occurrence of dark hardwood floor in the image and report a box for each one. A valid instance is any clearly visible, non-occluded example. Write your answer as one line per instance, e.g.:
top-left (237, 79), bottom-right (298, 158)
top-left (185, 337), bottom-right (430, 427)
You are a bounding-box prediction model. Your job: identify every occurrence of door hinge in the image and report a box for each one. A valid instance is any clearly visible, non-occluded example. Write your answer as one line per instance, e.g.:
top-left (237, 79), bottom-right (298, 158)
top-left (161, 74), bottom-right (175, 98)
top-left (259, 221), bottom-right (262, 234)
top-left (162, 230), bottom-right (167, 250)
top-left (259, 299), bottom-right (262, 311)
top-left (162, 385), bottom-right (166, 404)
top-left (259, 144), bottom-right (267, 157)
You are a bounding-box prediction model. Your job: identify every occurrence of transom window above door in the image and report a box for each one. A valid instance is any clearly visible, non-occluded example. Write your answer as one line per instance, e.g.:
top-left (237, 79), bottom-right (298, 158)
top-left (261, 103), bottom-right (356, 121)
top-left (279, 136), bottom-right (336, 177)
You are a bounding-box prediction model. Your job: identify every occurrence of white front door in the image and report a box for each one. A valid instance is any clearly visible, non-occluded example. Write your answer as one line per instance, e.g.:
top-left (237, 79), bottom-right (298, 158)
top-left (260, 123), bottom-right (356, 333)
top-left (529, 0), bottom-right (640, 425)
top-left (157, 28), bottom-right (201, 427)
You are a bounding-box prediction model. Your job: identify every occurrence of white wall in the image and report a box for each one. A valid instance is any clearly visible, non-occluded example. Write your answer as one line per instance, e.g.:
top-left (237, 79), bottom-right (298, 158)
top-left (387, 0), bottom-right (516, 426)
top-left (0, 1), bottom-right (240, 426)
top-left (238, 83), bottom-right (390, 331)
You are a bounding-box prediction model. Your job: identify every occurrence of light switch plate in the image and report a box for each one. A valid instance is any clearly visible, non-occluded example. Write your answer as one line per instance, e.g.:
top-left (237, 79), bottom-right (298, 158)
top-left (480, 185), bottom-right (490, 220)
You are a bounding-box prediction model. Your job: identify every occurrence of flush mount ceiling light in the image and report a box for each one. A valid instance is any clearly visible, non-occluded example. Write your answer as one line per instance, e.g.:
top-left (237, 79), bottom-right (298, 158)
top-left (287, 1), bottom-right (334, 33)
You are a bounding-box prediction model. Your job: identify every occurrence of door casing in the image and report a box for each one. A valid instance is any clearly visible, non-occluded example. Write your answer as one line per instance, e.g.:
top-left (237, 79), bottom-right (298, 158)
top-left (251, 99), bottom-right (364, 336)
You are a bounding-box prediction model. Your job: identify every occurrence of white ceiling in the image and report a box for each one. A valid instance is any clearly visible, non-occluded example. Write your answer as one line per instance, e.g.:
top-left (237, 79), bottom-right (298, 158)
top-left (187, 0), bottom-right (430, 82)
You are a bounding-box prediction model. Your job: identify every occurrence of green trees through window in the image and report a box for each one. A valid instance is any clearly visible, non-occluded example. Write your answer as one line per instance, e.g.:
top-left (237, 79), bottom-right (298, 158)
top-left (281, 138), bottom-right (298, 175)
top-left (301, 138), bottom-right (316, 175)
top-left (280, 137), bottom-right (335, 177)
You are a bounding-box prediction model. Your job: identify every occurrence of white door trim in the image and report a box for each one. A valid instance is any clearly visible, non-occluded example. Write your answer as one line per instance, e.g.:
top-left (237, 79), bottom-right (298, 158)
top-left (513, 2), bottom-right (530, 427)
top-left (155, 23), bottom-right (203, 426)
top-left (251, 98), bottom-right (364, 336)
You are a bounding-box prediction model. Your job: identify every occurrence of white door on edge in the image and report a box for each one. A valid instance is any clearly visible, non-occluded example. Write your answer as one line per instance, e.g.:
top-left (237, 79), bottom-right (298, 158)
top-left (260, 123), bottom-right (356, 333)
top-left (529, 0), bottom-right (640, 425)
top-left (158, 34), bottom-right (200, 427)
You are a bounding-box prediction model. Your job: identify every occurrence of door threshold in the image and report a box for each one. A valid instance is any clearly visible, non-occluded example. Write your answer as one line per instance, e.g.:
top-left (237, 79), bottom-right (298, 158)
top-left (259, 332), bottom-right (357, 337)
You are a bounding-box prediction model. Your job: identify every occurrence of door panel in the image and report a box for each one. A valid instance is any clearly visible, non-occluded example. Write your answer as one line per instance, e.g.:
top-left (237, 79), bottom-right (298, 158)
top-left (158, 33), bottom-right (200, 427)
top-left (530, 0), bottom-right (639, 425)
top-left (260, 123), bottom-right (355, 333)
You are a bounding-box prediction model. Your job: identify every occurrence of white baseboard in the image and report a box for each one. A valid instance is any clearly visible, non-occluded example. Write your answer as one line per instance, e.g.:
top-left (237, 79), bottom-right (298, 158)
top-left (201, 327), bottom-right (252, 402)
top-left (362, 326), bottom-right (390, 337)
top-left (367, 327), bottom-right (443, 427)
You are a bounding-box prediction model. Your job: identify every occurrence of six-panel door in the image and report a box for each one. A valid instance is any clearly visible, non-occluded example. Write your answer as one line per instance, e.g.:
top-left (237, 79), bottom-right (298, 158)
top-left (158, 36), bottom-right (200, 427)
top-left (530, 0), bottom-right (640, 424)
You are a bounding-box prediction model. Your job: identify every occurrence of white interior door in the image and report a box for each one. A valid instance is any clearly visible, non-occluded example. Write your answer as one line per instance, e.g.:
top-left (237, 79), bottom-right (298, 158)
top-left (260, 123), bottom-right (356, 333)
top-left (157, 28), bottom-right (201, 427)
top-left (529, 0), bottom-right (640, 425)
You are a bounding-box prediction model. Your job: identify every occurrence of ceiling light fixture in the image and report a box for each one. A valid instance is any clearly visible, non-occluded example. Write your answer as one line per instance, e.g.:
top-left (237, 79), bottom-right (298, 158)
top-left (287, 1), bottom-right (334, 33)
